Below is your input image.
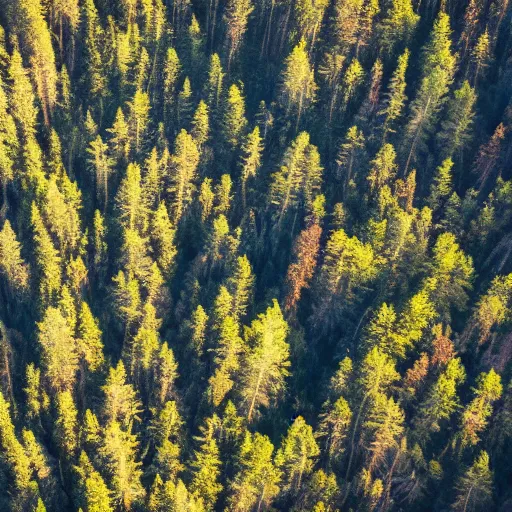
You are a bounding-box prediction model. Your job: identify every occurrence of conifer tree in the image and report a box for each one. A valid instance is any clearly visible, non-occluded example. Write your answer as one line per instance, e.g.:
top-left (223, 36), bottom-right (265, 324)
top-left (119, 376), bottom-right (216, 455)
top-left (209, 314), bottom-right (243, 407)
top-left (54, 390), bottom-right (78, 459)
top-left (270, 131), bottom-right (322, 227)
top-left (367, 143), bottom-right (398, 194)
top-left (191, 100), bottom-right (210, 149)
top-left (150, 202), bottom-right (178, 281)
top-left (437, 81), bottom-right (476, 159)
top-left (88, 135), bottom-right (113, 211)
top-left (317, 396), bottom-right (352, 469)
top-left (472, 123), bottom-right (506, 192)
top-left (0, 391), bottom-right (38, 509)
top-left (227, 255), bottom-right (255, 320)
top-left (428, 159), bottom-right (454, 211)
top-left (163, 48), bottom-right (181, 128)
top-left (37, 306), bottom-right (78, 392)
top-left (189, 436), bottom-right (222, 509)
top-left (128, 89), bottom-right (151, 154)
top-left (458, 369), bottom-right (502, 448)
top-left (222, 84), bottom-right (248, 152)
top-left (284, 223), bottom-right (322, 313)
top-left (116, 163), bottom-right (145, 232)
top-left (227, 432), bottom-right (281, 511)
top-left (363, 393), bottom-right (404, 472)
top-left (7, 0), bottom-right (58, 126)
top-left (428, 232), bottom-right (474, 319)
top-left (294, 0), bottom-right (330, 50)
top-left (280, 39), bottom-right (317, 130)
top-left (0, 79), bottom-right (17, 209)
top-left (99, 420), bottom-right (144, 510)
top-left (177, 77), bottom-right (193, 129)
top-left (378, 49), bottom-right (409, 140)
top-left (8, 49), bottom-right (38, 140)
top-left (224, 0), bottom-right (254, 72)
top-left (0, 220), bottom-right (30, 300)
top-left (470, 30), bottom-right (492, 87)
top-left (414, 357), bottom-right (466, 441)
top-left (107, 108), bottom-right (131, 165)
top-left (239, 126), bottom-right (263, 210)
top-left (378, 0), bottom-right (418, 56)
top-left (205, 53), bottom-right (224, 114)
top-left (81, 0), bottom-right (108, 111)
top-left (277, 416), bottom-right (320, 492)
top-left (169, 129), bottom-right (200, 220)
top-left (240, 300), bottom-right (290, 421)
top-left (452, 451), bottom-right (493, 511)
top-left (75, 451), bottom-right (113, 512)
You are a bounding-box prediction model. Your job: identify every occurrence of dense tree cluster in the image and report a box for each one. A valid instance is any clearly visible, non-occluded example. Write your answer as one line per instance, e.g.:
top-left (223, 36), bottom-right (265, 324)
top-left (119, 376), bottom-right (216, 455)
top-left (0, 0), bottom-right (510, 510)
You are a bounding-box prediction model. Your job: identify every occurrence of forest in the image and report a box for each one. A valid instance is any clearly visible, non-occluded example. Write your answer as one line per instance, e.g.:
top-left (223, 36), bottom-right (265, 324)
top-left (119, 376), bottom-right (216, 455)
top-left (0, 0), bottom-right (510, 510)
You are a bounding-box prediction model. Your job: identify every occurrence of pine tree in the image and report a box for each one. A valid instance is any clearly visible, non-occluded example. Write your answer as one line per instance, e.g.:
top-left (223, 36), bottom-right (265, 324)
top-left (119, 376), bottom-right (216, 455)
top-left (54, 390), bottom-right (78, 459)
top-left (284, 223), bottom-right (322, 313)
top-left (224, 0), bottom-right (254, 72)
top-left (428, 232), bottom-right (474, 319)
top-left (472, 274), bottom-right (512, 344)
top-left (87, 135), bottom-right (113, 210)
top-left (0, 391), bottom-right (37, 508)
top-left (127, 89), bottom-right (151, 154)
top-left (470, 30), bottom-right (492, 87)
top-left (280, 39), bottom-right (317, 130)
top-left (116, 163), bottom-right (145, 233)
top-left (294, 0), bottom-right (330, 50)
top-left (452, 451), bottom-right (493, 511)
top-left (209, 315), bottom-right (243, 407)
top-left (414, 357), bottom-right (466, 441)
top-left (191, 100), bottom-right (210, 149)
top-left (169, 129), bottom-right (200, 221)
top-left (227, 432), bottom-right (281, 511)
top-left (81, 0), bottom-right (108, 110)
top-left (37, 306), bottom-right (78, 392)
top-left (367, 143), bottom-right (398, 194)
top-left (205, 53), bottom-right (224, 114)
top-left (189, 436), bottom-right (222, 509)
top-left (77, 301), bottom-right (105, 374)
top-left (8, 49), bottom-right (38, 140)
top-left (472, 123), bottom-right (506, 192)
top-left (107, 108), bottom-right (131, 165)
top-left (378, 0), bottom-right (418, 56)
top-left (378, 49), bottom-right (409, 140)
top-left (269, 131), bottom-right (323, 227)
top-left (0, 79), bottom-right (17, 210)
top-left (150, 202), bottom-right (178, 281)
top-left (226, 255), bottom-right (255, 320)
top-left (277, 416), bottom-right (320, 492)
top-left (331, 0), bottom-right (364, 54)
top-left (75, 451), bottom-right (113, 512)
top-left (239, 126), bottom-right (263, 210)
top-left (459, 369), bottom-right (502, 448)
top-left (102, 361), bottom-right (142, 428)
top-left (155, 342), bottom-right (179, 406)
top-left (403, 12), bottom-right (456, 174)
top-left (240, 300), bottom-right (290, 421)
top-left (428, 159), bottom-right (454, 211)
top-left (222, 84), bottom-right (248, 152)
top-left (317, 396), bottom-right (352, 469)
top-left (0, 220), bottom-right (30, 300)
top-left (437, 81), bottom-right (476, 159)
top-left (99, 420), bottom-right (144, 510)
top-left (7, 0), bottom-right (58, 126)
top-left (163, 48), bottom-right (181, 129)
top-left (177, 77), bottom-right (193, 129)
top-left (363, 393), bottom-right (404, 472)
